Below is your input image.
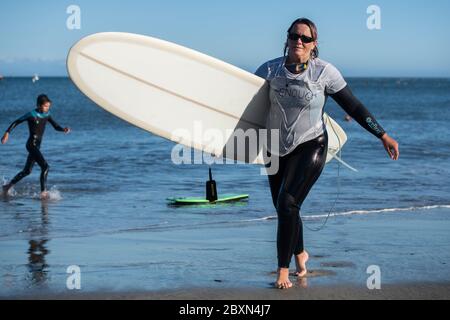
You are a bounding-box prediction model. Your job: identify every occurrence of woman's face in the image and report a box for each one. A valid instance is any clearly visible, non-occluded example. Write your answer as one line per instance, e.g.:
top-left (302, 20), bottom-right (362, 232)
top-left (287, 23), bottom-right (316, 61)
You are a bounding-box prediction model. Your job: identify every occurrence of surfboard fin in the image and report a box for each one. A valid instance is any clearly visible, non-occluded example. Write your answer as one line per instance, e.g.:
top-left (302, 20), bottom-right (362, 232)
top-left (206, 167), bottom-right (218, 201)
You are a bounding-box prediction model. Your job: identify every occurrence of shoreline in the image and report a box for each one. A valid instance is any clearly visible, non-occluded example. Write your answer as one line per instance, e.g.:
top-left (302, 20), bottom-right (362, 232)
top-left (5, 282), bottom-right (450, 300)
top-left (1, 206), bottom-right (450, 298)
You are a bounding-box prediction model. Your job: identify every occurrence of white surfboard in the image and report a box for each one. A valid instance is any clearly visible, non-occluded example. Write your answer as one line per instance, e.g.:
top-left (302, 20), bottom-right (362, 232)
top-left (67, 32), bottom-right (347, 165)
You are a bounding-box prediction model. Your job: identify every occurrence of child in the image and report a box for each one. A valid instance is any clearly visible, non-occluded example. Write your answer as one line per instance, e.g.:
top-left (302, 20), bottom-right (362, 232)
top-left (1, 94), bottom-right (70, 199)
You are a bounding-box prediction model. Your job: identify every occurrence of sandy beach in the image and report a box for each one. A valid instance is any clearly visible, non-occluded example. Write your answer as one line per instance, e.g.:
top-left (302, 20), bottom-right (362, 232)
top-left (7, 282), bottom-right (450, 300)
top-left (2, 205), bottom-right (450, 300)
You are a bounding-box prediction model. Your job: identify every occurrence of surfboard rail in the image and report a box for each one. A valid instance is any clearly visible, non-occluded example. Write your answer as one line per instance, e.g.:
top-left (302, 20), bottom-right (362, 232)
top-left (67, 32), bottom-right (348, 166)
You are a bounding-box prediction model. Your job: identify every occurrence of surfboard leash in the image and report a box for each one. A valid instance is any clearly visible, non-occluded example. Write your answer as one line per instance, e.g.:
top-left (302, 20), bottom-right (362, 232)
top-left (303, 115), bottom-right (342, 232)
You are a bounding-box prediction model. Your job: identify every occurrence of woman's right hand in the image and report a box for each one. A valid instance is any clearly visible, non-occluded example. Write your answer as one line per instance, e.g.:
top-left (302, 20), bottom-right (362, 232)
top-left (381, 133), bottom-right (399, 160)
top-left (1, 132), bottom-right (9, 144)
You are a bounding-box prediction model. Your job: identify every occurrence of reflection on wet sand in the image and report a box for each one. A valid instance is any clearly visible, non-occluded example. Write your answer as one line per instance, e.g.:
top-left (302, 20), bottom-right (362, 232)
top-left (26, 202), bottom-right (50, 288)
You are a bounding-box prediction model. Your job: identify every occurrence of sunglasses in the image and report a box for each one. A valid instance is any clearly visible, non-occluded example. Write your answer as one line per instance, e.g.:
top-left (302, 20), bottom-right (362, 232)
top-left (288, 33), bottom-right (315, 43)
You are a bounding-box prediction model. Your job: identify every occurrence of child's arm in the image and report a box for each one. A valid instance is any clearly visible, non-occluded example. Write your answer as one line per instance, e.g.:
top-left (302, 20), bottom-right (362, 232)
top-left (2, 112), bottom-right (31, 144)
top-left (5, 112), bottom-right (30, 134)
top-left (48, 116), bottom-right (70, 133)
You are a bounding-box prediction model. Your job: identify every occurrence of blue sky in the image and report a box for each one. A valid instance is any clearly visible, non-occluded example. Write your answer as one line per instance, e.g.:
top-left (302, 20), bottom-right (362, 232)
top-left (1, 0), bottom-right (449, 77)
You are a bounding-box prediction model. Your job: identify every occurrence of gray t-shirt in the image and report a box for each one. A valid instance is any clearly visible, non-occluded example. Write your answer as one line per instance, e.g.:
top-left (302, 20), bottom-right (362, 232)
top-left (255, 57), bottom-right (347, 156)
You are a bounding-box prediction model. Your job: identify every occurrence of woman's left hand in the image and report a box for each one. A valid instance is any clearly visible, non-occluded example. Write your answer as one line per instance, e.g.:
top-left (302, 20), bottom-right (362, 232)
top-left (64, 127), bottom-right (71, 134)
top-left (381, 133), bottom-right (399, 160)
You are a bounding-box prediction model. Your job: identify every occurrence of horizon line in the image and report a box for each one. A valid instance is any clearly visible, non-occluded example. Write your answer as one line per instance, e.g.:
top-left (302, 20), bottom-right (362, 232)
top-left (1, 75), bottom-right (450, 80)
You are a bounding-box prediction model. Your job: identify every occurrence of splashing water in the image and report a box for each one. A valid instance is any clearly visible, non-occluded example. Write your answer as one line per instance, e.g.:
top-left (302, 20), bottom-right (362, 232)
top-left (1, 177), bottom-right (16, 197)
top-left (31, 186), bottom-right (63, 201)
top-left (2, 177), bottom-right (62, 201)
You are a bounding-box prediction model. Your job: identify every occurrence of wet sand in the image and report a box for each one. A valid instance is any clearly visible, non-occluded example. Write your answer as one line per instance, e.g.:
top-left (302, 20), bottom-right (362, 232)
top-left (8, 282), bottom-right (450, 300)
top-left (1, 206), bottom-right (450, 299)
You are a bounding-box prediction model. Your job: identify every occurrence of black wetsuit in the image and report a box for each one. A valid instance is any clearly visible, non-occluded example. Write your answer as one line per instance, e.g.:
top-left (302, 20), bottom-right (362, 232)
top-left (5, 109), bottom-right (65, 192)
top-left (266, 86), bottom-right (385, 269)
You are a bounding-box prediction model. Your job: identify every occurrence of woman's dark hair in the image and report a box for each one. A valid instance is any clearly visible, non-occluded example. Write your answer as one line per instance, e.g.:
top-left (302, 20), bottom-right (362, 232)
top-left (36, 94), bottom-right (51, 107)
top-left (283, 18), bottom-right (319, 59)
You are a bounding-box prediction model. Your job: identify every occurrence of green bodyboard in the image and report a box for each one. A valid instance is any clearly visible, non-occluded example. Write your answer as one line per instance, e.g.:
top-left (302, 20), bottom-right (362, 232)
top-left (167, 194), bottom-right (249, 205)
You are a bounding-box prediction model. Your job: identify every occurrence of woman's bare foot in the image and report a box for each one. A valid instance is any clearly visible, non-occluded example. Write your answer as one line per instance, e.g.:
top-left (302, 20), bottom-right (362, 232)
top-left (295, 251), bottom-right (309, 277)
top-left (275, 268), bottom-right (292, 289)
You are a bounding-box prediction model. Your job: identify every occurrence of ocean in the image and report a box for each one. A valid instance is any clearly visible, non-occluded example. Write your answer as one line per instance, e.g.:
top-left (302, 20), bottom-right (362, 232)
top-left (1, 77), bottom-right (449, 295)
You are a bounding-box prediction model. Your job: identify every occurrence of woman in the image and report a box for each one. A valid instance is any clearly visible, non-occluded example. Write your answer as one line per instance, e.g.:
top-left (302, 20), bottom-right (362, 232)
top-left (255, 18), bottom-right (399, 289)
top-left (1, 94), bottom-right (71, 199)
